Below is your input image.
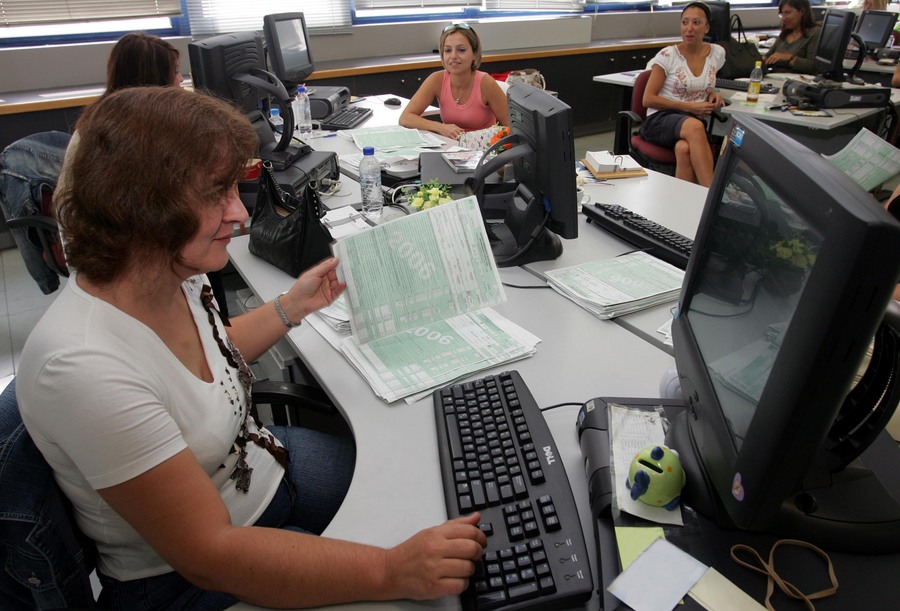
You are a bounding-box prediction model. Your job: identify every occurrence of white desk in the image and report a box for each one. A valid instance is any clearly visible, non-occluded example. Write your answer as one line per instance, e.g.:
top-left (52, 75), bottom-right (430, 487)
top-left (524, 169), bottom-right (708, 353)
top-left (305, 95), bottom-right (450, 182)
top-left (594, 70), bottom-right (898, 154)
top-left (226, 235), bottom-right (677, 611)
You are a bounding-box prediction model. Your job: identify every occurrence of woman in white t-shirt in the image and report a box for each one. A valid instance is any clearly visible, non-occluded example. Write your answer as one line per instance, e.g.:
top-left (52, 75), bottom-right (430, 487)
top-left (17, 86), bottom-right (486, 610)
top-left (640, 1), bottom-right (727, 187)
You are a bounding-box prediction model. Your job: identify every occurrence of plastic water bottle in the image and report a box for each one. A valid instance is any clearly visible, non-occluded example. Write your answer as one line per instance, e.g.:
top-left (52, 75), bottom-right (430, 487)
top-left (747, 61), bottom-right (763, 104)
top-left (269, 107), bottom-right (283, 134)
top-left (293, 86), bottom-right (312, 139)
top-left (359, 146), bottom-right (383, 220)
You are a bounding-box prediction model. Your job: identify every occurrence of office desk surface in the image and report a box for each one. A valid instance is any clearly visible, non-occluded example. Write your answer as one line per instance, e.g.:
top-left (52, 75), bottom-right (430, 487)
top-left (227, 233), bottom-right (677, 611)
top-left (594, 69), bottom-right (895, 131)
top-left (525, 170), bottom-right (707, 353)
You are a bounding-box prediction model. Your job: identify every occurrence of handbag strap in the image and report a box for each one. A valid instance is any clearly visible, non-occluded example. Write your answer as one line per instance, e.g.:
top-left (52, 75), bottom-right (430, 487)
top-left (731, 14), bottom-right (748, 43)
top-left (262, 160), bottom-right (299, 213)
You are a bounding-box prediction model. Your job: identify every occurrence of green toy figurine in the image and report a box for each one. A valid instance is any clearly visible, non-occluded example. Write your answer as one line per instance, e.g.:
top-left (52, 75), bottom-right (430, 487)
top-left (626, 444), bottom-right (686, 511)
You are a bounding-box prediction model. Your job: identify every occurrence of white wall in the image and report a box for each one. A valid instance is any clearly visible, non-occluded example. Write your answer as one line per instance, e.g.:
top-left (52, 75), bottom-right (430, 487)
top-left (0, 8), bottom-right (779, 95)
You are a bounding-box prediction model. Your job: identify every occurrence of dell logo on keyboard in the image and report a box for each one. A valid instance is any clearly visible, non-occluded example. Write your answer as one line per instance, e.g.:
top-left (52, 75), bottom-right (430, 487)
top-left (543, 445), bottom-right (556, 465)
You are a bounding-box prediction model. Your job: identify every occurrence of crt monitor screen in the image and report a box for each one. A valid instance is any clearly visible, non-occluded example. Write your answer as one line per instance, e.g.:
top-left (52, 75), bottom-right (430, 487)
top-left (813, 9), bottom-right (856, 80)
top-left (189, 31), bottom-right (267, 114)
top-left (669, 115), bottom-right (900, 552)
top-left (507, 83), bottom-right (578, 241)
top-left (263, 12), bottom-right (315, 91)
top-left (855, 10), bottom-right (898, 53)
top-left (706, 1), bottom-right (731, 44)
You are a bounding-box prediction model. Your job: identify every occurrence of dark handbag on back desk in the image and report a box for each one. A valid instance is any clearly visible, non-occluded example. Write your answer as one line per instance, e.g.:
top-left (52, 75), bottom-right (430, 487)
top-left (719, 15), bottom-right (763, 79)
top-left (248, 160), bottom-right (333, 277)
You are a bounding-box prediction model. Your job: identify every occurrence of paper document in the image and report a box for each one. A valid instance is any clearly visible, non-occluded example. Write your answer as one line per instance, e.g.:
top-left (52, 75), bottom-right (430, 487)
top-left (345, 125), bottom-right (444, 152)
top-left (325, 196), bottom-right (537, 403)
top-left (823, 128), bottom-right (900, 192)
top-left (608, 538), bottom-right (707, 611)
top-left (609, 403), bottom-right (684, 526)
top-left (334, 196), bottom-right (506, 344)
top-left (545, 251), bottom-right (684, 320)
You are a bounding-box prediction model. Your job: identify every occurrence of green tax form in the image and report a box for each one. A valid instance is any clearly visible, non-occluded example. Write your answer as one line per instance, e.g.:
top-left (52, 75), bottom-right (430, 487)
top-left (334, 196), bottom-right (506, 344)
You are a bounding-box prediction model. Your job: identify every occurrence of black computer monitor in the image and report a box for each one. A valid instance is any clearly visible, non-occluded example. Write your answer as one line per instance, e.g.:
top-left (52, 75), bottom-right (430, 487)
top-left (188, 30), bottom-right (269, 115)
top-left (813, 9), bottom-right (857, 81)
top-left (667, 115), bottom-right (900, 553)
top-left (470, 83), bottom-right (578, 267)
top-left (855, 10), bottom-right (898, 56)
top-left (189, 30), bottom-right (306, 169)
top-left (263, 12), bottom-right (315, 92)
top-left (706, 1), bottom-right (731, 44)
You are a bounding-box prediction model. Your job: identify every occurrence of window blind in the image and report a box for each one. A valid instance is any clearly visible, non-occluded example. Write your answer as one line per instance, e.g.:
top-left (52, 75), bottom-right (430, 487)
top-left (183, 0), bottom-right (351, 35)
top-left (355, 0), bottom-right (475, 9)
top-left (0, 0), bottom-right (181, 27)
top-left (485, 0), bottom-right (583, 10)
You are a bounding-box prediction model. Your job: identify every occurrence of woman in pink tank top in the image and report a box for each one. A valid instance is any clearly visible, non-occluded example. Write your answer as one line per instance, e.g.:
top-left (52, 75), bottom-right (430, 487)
top-left (400, 23), bottom-right (509, 139)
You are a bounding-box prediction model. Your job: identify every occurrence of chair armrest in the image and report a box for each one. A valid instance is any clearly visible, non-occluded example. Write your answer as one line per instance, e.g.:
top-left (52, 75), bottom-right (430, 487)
top-left (614, 110), bottom-right (643, 155)
top-left (252, 379), bottom-right (335, 414)
top-left (6, 215), bottom-right (59, 232)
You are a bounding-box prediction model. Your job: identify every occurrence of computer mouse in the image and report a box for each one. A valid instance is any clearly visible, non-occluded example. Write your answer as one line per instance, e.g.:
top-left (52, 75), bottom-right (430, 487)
top-left (384, 97), bottom-right (402, 107)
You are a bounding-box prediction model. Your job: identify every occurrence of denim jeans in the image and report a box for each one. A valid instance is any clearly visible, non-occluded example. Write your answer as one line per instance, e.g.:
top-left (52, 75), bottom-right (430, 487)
top-left (98, 425), bottom-right (356, 610)
top-left (0, 131), bottom-right (71, 295)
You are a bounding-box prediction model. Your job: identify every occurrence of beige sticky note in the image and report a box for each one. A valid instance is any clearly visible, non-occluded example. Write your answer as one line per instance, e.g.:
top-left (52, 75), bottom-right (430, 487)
top-left (689, 567), bottom-right (765, 611)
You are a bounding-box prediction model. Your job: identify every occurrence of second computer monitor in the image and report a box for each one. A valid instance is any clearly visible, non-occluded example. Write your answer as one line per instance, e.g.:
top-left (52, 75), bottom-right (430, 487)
top-left (813, 9), bottom-right (856, 81)
top-left (263, 12), bottom-right (315, 91)
top-left (855, 10), bottom-right (898, 55)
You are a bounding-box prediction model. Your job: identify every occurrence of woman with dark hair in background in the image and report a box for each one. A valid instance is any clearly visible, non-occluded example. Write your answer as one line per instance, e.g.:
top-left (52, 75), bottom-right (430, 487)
top-left (400, 23), bottom-right (509, 138)
top-left (640, 2), bottom-right (726, 187)
top-left (763, 0), bottom-right (821, 74)
top-left (104, 31), bottom-right (183, 92)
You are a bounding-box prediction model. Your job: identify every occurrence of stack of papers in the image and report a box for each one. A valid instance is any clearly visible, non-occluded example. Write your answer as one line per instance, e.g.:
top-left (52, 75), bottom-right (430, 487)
top-left (323, 196), bottom-right (539, 403)
top-left (823, 128), bottom-right (900, 192)
top-left (339, 125), bottom-right (445, 172)
top-left (545, 252), bottom-right (685, 319)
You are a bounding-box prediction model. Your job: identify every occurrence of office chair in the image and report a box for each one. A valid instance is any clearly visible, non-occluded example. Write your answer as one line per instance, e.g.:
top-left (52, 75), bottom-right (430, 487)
top-left (6, 184), bottom-right (69, 279)
top-left (0, 377), bottom-right (347, 610)
top-left (614, 70), bottom-right (726, 176)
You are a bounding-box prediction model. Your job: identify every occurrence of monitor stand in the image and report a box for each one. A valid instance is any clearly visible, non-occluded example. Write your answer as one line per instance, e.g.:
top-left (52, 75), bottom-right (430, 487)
top-left (485, 183), bottom-right (562, 267)
top-left (468, 138), bottom-right (563, 267)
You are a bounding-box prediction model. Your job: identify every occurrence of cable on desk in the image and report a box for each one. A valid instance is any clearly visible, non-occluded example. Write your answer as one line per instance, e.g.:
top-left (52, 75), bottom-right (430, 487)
top-left (541, 401), bottom-right (585, 412)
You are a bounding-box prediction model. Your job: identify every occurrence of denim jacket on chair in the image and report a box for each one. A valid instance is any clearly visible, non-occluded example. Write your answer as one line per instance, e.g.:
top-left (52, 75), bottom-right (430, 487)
top-left (0, 131), bottom-right (71, 295)
top-left (0, 380), bottom-right (97, 610)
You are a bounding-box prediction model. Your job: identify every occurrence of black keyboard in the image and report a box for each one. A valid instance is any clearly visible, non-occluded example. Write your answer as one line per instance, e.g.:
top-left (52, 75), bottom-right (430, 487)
top-left (715, 77), bottom-right (778, 94)
top-left (433, 370), bottom-right (593, 611)
top-left (318, 105), bottom-right (372, 130)
top-left (583, 203), bottom-right (693, 270)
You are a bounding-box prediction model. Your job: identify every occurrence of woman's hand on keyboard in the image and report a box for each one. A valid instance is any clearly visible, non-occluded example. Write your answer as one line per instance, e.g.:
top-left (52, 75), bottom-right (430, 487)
top-left (384, 512), bottom-right (487, 600)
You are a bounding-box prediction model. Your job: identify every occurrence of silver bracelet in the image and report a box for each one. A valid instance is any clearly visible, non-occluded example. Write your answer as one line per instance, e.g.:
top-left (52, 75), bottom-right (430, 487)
top-left (273, 293), bottom-right (300, 329)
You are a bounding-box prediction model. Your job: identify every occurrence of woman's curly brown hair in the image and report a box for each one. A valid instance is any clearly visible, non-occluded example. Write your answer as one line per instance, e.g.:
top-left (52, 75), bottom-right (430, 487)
top-left (56, 87), bottom-right (258, 284)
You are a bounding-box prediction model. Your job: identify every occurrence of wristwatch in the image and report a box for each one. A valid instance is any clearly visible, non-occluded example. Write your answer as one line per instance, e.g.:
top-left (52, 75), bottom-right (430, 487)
top-left (274, 292), bottom-right (301, 329)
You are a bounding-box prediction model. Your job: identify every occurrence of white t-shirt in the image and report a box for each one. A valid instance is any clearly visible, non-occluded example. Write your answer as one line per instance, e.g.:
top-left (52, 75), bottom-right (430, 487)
top-left (16, 274), bottom-right (283, 581)
top-left (645, 44), bottom-right (726, 117)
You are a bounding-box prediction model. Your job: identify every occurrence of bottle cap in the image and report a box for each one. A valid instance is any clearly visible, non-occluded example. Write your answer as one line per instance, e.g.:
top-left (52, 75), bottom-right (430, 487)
top-left (270, 107), bottom-right (280, 116)
top-left (297, 86), bottom-right (306, 93)
top-left (363, 146), bottom-right (375, 155)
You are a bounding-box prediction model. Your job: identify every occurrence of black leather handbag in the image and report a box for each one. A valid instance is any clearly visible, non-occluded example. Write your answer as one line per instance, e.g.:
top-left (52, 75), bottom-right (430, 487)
top-left (248, 160), bottom-right (333, 277)
top-left (719, 15), bottom-right (763, 79)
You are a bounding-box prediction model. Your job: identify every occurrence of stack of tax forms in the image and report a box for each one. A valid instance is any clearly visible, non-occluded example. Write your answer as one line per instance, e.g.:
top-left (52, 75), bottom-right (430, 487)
top-left (319, 196), bottom-right (539, 403)
top-left (545, 252), bottom-right (684, 319)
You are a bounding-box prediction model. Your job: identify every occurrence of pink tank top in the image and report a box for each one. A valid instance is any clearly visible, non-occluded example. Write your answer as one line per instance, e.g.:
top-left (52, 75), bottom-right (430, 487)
top-left (439, 71), bottom-right (498, 131)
